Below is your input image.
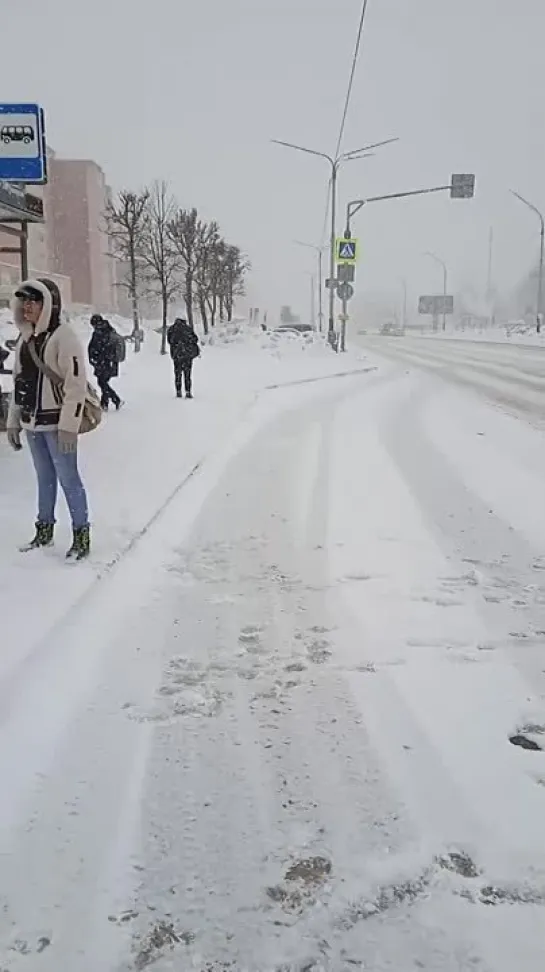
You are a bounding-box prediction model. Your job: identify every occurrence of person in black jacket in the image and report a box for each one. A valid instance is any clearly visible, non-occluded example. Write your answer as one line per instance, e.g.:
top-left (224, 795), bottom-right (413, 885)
top-left (88, 314), bottom-right (122, 410)
top-left (167, 318), bottom-right (200, 398)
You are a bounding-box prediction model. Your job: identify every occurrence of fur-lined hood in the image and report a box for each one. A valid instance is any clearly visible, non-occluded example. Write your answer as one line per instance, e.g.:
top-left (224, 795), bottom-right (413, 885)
top-left (11, 278), bottom-right (62, 340)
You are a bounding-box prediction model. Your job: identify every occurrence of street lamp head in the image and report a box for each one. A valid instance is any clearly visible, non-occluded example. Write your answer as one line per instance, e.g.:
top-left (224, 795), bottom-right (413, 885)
top-left (340, 137), bottom-right (399, 162)
top-left (342, 151), bottom-right (375, 163)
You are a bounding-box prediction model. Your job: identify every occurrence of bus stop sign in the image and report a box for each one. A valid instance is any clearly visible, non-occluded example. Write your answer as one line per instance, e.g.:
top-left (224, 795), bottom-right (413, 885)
top-left (0, 104), bottom-right (47, 184)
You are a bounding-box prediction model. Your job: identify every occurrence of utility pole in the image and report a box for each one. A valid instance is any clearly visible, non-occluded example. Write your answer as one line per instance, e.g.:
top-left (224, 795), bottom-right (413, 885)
top-left (486, 226), bottom-right (494, 328)
top-left (294, 240), bottom-right (326, 331)
top-left (486, 226), bottom-right (493, 296)
top-left (510, 190), bottom-right (544, 333)
top-left (309, 273), bottom-right (316, 328)
top-left (425, 252), bottom-right (448, 331)
top-left (317, 248), bottom-right (324, 332)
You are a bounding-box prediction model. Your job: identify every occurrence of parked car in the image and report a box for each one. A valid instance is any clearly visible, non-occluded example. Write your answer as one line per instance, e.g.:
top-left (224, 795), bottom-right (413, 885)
top-left (275, 323), bottom-right (314, 334)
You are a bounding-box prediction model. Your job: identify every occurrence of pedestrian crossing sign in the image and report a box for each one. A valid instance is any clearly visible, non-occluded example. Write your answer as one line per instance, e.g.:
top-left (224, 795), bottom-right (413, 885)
top-left (335, 237), bottom-right (358, 265)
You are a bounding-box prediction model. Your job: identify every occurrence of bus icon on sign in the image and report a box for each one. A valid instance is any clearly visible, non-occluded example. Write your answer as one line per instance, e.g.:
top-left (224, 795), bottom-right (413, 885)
top-left (1, 125), bottom-right (35, 145)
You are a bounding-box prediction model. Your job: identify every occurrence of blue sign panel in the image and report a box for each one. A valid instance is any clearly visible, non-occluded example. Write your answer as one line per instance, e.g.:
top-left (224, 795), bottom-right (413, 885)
top-left (0, 104), bottom-right (47, 184)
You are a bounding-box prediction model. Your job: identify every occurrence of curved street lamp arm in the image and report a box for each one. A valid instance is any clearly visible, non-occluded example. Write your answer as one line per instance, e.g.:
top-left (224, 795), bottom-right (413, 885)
top-left (271, 140), bottom-right (334, 168)
top-left (510, 189), bottom-right (544, 227)
top-left (424, 251), bottom-right (447, 273)
top-left (293, 240), bottom-right (326, 253)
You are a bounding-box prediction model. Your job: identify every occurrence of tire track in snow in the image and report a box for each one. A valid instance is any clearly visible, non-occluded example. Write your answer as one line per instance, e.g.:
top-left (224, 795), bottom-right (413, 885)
top-left (118, 387), bottom-right (501, 972)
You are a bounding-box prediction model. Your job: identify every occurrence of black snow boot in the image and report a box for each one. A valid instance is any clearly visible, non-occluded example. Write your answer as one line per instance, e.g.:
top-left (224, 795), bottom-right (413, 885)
top-left (66, 525), bottom-right (91, 561)
top-left (20, 521), bottom-right (54, 552)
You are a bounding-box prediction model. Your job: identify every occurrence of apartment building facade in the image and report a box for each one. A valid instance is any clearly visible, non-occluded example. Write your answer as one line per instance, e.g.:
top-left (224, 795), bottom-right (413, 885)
top-left (48, 158), bottom-right (116, 311)
top-left (0, 152), bottom-right (117, 311)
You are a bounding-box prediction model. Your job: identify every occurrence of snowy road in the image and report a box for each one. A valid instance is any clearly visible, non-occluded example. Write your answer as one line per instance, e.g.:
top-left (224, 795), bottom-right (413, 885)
top-left (2, 339), bottom-right (545, 970)
top-left (357, 335), bottom-right (545, 421)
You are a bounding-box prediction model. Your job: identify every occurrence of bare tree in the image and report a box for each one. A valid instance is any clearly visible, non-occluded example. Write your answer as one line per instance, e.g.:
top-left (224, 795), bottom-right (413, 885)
top-left (168, 208), bottom-right (205, 330)
top-left (204, 237), bottom-right (227, 330)
top-left (105, 189), bottom-right (149, 351)
top-left (220, 245), bottom-right (250, 322)
top-left (141, 181), bottom-right (182, 354)
top-left (193, 222), bottom-right (221, 335)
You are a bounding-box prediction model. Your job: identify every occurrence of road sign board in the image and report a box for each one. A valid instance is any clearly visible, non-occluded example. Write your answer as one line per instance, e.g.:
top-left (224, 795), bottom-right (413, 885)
top-left (418, 294), bottom-right (454, 315)
top-left (337, 263), bottom-right (355, 283)
top-left (0, 104), bottom-right (47, 184)
top-left (335, 237), bottom-right (358, 264)
top-left (0, 181), bottom-right (44, 222)
top-left (337, 282), bottom-right (354, 301)
top-left (450, 173), bottom-right (475, 199)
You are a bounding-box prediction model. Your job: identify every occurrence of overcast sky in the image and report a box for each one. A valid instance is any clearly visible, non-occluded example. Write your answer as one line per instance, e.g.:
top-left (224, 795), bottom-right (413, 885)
top-left (1, 0), bottom-right (544, 320)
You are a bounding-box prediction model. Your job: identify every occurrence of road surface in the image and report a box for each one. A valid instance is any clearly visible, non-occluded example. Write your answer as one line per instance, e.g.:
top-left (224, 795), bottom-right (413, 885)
top-left (357, 334), bottom-right (545, 421)
top-left (2, 355), bottom-right (545, 972)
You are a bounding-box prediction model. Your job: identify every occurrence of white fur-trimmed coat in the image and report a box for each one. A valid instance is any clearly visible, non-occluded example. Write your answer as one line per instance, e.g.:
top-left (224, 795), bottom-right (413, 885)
top-left (7, 279), bottom-right (88, 435)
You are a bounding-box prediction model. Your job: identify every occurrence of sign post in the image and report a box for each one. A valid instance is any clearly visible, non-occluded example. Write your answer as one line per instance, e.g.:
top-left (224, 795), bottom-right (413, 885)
top-left (334, 238), bottom-right (358, 350)
top-left (336, 281), bottom-right (355, 352)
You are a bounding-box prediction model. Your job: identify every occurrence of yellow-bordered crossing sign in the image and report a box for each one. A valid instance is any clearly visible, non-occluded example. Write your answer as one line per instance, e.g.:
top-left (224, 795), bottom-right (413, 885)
top-left (335, 237), bottom-right (358, 265)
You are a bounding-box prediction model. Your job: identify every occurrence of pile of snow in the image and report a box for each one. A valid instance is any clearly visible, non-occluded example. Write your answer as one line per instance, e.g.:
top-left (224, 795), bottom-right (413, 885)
top-left (0, 308), bottom-right (17, 346)
top-left (202, 320), bottom-right (370, 389)
top-left (428, 320), bottom-right (545, 348)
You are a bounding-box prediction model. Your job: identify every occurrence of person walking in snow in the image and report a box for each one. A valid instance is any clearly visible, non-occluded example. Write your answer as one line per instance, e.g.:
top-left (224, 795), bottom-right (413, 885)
top-left (88, 314), bottom-right (122, 410)
top-left (6, 278), bottom-right (91, 559)
top-left (167, 317), bottom-right (200, 398)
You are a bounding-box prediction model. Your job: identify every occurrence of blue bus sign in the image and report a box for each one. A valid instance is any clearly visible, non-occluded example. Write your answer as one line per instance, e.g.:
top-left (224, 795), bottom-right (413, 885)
top-left (0, 104), bottom-right (47, 184)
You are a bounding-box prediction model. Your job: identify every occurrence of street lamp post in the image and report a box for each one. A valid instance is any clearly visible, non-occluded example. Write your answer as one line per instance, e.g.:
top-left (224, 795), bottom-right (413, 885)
top-left (510, 190), bottom-right (545, 333)
top-left (294, 240), bottom-right (326, 331)
top-left (400, 277), bottom-right (408, 331)
top-left (425, 251), bottom-right (448, 331)
top-left (273, 137), bottom-right (398, 343)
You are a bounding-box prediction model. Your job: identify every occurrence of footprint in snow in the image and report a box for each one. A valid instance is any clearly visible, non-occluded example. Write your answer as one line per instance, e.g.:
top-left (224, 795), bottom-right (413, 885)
top-left (509, 733), bottom-right (542, 751)
top-left (306, 639), bottom-right (332, 665)
top-left (417, 594), bottom-right (463, 608)
top-left (239, 625), bottom-right (267, 654)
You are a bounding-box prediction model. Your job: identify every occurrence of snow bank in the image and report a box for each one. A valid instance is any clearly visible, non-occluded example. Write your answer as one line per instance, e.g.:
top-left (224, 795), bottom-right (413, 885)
top-left (427, 320), bottom-right (545, 348)
top-left (0, 308), bottom-right (17, 346)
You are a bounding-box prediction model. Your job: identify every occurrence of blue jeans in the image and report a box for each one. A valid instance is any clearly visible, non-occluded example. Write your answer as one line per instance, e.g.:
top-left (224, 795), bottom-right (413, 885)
top-left (26, 430), bottom-right (89, 530)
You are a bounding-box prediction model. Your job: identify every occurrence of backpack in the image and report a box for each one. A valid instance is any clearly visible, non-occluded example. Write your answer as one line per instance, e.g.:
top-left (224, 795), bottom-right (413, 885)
top-left (112, 331), bottom-right (126, 363)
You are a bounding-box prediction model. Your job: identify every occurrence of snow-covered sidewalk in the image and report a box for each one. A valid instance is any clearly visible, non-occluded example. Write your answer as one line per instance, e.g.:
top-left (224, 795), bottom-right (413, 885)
top-left (0, 324), bottom-right (370, 674)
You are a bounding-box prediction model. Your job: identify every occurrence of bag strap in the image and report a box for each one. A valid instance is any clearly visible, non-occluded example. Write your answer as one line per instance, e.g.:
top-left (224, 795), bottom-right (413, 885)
top-left (27, 337), bottom-right (64, 388)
